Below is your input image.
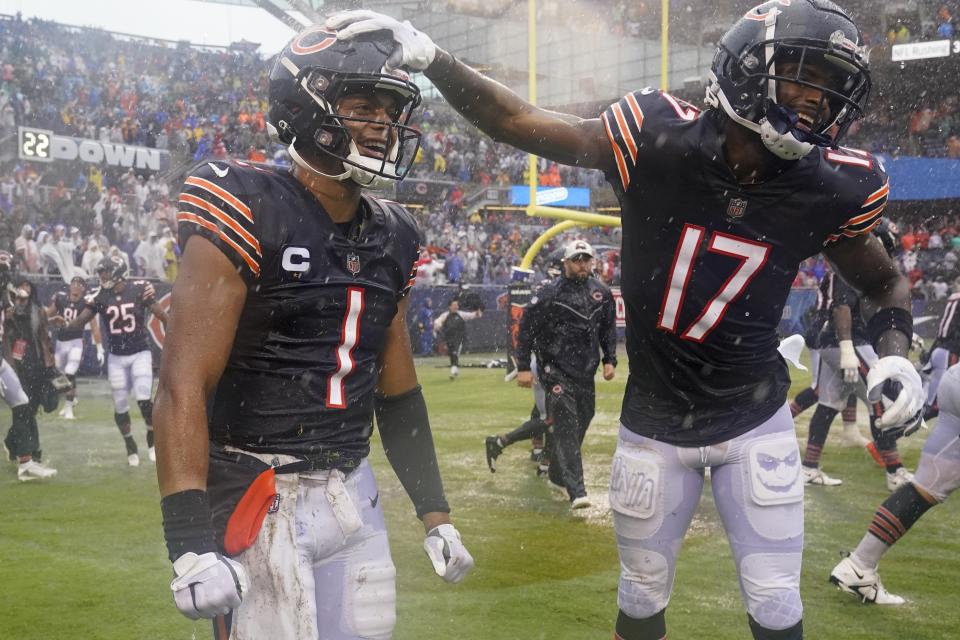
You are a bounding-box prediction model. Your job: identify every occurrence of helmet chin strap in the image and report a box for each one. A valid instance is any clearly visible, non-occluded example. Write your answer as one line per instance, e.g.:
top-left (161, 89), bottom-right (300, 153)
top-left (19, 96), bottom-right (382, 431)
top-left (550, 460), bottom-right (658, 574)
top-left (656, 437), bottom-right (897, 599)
top-left (706, 74), bottom-right (815, 161)
top-left (289, 139), bottom-right (402, 190)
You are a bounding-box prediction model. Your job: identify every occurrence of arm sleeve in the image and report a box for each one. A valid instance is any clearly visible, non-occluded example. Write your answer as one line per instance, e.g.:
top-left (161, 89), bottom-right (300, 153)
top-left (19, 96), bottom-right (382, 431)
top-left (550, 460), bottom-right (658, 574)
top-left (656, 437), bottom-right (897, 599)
top-left (515, 294), bottom-right (544, 372)
top-left (823, 165), bottom-right (889, 247)
top-left (830, 276), bottom-right (859, 310)
top-left (177, 163), bottom-right (261, 282)
top-left (599, 290), bottom-right (618, 367)
top-left (375, 386), bottom-right (450, 519)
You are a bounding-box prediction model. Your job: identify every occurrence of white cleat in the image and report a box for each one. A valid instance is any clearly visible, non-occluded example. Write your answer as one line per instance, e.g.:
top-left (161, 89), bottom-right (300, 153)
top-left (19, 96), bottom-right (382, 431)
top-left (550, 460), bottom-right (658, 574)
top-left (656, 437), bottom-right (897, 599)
top-left (841, 423), bottom-right (870, 447)
top-left (803, 466), bottom-right (843, 486)
top-left (449, 365), bottom-right (459, 380)
top-left (886, 467), bottom-right (915, 492)
top-left (127, 453), bottom-right (141, 467)
top-left (830, 555), bottom-right (905, 605)
top-left (17, 460), bottom-right (58, 482)
top-left (571, 496), bottom-right (592, 510)
top-left (148, 446), bottom-right (156, 463)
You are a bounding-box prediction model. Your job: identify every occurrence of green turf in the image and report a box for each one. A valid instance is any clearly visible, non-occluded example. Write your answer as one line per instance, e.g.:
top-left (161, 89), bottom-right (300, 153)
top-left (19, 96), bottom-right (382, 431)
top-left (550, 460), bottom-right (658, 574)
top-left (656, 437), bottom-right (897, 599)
top-left (1, 357), bottom-right (957, 639)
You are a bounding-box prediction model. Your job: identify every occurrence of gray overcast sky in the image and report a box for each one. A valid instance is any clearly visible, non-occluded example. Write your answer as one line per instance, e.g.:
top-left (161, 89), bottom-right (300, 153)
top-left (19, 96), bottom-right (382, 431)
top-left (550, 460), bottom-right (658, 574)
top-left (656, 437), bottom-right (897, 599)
top-left (0, 0), bottom-right (304, 53)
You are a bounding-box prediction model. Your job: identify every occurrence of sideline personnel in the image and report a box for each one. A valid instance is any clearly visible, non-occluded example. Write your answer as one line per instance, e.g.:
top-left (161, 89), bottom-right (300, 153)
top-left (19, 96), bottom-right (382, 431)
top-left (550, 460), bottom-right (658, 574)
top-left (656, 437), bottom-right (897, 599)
top-left (514, 239), bottom-right (616, 509)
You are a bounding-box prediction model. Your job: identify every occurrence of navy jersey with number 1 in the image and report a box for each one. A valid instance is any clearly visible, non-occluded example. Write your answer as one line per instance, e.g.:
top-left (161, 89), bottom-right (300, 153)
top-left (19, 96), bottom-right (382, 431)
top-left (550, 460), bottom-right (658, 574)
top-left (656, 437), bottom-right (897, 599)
top-left (601, 89), bottom-right (889, 446)
top-left (176, 160), bottom-right (421, 465)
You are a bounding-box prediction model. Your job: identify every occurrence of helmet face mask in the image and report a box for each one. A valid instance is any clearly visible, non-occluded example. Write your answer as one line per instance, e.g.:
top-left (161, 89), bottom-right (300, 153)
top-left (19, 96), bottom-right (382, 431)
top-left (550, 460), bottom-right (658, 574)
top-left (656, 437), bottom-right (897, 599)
top-left (269, 30), bottom-right (423, 189)
top-left (97, 256), bottom-right (127, 291)
top-left (706, 0), bottom-right (871, 159)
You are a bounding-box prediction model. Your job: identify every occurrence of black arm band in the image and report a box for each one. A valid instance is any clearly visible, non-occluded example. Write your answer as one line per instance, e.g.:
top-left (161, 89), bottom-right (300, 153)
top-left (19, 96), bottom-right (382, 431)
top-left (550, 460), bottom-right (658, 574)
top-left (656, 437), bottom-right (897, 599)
top-left (867, 307), bottom-right (913, 350)
top-left (375, 385), bottom-right (451, 519)
top-left (161, 489), bottom-right (218, 562)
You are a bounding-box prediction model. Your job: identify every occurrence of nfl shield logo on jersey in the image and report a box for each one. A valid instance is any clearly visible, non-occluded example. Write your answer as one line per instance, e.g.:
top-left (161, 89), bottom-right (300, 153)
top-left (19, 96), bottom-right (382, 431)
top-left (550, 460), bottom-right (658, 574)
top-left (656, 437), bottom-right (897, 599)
top-left (346, 252), bottom-right (361, 275)
top-left (726, 197), bottom-right (748, 219)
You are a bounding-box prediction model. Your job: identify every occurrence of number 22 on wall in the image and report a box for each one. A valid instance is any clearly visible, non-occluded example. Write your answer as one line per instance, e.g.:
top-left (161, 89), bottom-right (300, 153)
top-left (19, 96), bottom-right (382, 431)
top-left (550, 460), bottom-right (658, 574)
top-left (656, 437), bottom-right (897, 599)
top-left (658, 224), bottom-right (770, 342)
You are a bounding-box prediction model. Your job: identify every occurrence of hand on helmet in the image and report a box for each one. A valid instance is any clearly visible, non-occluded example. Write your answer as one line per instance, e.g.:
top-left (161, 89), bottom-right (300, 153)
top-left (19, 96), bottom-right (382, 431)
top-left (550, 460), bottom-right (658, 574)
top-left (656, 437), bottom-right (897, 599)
top-left (326, 10), bottom-right (437, 71)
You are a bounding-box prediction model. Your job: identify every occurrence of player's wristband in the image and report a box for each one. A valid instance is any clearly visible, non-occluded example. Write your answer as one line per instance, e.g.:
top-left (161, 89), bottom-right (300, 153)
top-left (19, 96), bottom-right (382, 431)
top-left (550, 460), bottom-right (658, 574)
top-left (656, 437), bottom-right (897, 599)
top-left (161, 490), bottom-right (218, 562)
top-left (867, 307), bottom-right (913, 350)
top-left (375, 385), bottom-right (450, 519)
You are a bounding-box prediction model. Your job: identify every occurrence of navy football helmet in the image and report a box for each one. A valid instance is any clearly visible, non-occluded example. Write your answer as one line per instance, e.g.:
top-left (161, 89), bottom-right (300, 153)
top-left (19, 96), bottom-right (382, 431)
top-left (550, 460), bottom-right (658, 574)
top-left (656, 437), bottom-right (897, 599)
top-left (97, 255), bottom-right (128, 290)
top-left (267, 27), bottom-right (422, 189)
top-left (705, 0), bottom-right (871, 160)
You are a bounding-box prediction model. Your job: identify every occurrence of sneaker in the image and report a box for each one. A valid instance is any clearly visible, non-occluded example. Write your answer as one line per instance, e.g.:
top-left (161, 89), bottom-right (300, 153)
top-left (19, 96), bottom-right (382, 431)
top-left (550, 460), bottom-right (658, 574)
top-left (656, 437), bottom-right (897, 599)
top-left (127, 453), bottom-right (140, 467)
top-left (841, 423), bottom-right (870, 448)
top-left (17, 460), bottom-right (57, 482)
top-left (829, 555), bottom-right (905, 605)
top-left (484, 436), bottom-right (502, 473)
top-left (886, 467), bottom-right (914, 492)
top-left (571, 496), bottom-right (592, 510)
top-left (148, 446), bottom-right (156, 463)
top-left (802, 466), bottom-right (843, 486)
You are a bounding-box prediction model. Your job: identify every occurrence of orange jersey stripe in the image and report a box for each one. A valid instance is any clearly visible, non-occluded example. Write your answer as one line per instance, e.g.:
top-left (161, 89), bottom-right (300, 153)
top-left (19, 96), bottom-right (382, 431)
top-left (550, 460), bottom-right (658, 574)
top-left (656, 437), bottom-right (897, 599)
top-left (179, 193), bottom-right (262, 256)
top-left (601, 112), bottom-right (630, 191)
top-left (624, 93), bottom-right (645, 136)
top-left (184, 176), bottom-right (253, 223)
top-left (843, 203), bottom-right (886, 228)
top-left (611, 103), bottom-right (638, 164)
top-left (178, 212), bottom-right (261, 277)
top-left (862, 182), bottom-right (890, 207)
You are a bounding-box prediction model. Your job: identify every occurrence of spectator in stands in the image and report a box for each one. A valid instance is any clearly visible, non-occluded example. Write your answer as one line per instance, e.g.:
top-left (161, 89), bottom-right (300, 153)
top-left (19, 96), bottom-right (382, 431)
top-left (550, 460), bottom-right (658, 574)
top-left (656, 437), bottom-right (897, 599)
top-left (13, 224), bottom-right (37, 273)
top-left (938, 6), bottom-right (956, 38)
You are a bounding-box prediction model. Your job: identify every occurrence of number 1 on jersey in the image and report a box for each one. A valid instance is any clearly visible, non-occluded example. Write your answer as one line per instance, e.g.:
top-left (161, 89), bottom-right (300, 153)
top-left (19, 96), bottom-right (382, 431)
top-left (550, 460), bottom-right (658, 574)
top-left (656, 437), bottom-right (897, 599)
top-left (658, 224), bottom-right (770, 342)
top-left (327, 287), bottom-right (365, 409)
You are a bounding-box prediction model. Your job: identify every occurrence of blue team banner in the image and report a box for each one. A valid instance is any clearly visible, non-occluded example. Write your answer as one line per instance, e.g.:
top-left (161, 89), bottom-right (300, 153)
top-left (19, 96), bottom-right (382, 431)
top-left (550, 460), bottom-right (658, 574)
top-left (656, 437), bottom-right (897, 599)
top-left (510, 186), bottom-right (591, 207)
top-left (877, 155), bottom-right (960, 201)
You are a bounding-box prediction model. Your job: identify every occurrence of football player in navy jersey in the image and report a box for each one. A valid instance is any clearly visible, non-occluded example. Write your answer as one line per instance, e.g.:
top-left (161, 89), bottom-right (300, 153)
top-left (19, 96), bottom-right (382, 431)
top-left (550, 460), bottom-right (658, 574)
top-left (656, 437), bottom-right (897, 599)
top-left (331, 2), bottom-right (925, 639)
top-left (46, 276), bottom-right (105, 420)
top-left (60, 256), bottom-right (168, 466)
top-left (153, 30), bottom-right (473, 639)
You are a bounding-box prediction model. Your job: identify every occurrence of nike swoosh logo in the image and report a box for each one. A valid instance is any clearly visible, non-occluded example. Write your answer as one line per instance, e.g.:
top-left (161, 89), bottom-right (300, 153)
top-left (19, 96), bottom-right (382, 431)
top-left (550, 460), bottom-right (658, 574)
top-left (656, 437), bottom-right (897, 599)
top-left (207, 162), bottom-right (229, 178)
top-left (369, 493), bottom-right (379, 508)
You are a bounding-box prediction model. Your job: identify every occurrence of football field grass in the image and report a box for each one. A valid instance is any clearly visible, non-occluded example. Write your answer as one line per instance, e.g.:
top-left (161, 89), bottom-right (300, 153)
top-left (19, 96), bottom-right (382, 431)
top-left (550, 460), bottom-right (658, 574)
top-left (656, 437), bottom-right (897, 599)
top-left (1, 355), bottom-right (958, 639)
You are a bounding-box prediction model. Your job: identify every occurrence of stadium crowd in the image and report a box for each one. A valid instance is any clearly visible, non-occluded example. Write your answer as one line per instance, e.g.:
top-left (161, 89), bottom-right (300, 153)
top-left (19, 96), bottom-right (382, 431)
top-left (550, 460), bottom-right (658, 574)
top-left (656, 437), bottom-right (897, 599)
top-left (0, 12), bottom-right (957, 287)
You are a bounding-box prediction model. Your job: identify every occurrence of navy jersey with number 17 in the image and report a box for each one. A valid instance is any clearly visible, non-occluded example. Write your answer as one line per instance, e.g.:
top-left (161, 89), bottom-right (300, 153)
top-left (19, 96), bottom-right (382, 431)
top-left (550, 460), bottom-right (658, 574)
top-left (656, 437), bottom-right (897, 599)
top-left (176, 160), bottom-right (421, 465)
top-left (601, 89), bottom-right (889, 446)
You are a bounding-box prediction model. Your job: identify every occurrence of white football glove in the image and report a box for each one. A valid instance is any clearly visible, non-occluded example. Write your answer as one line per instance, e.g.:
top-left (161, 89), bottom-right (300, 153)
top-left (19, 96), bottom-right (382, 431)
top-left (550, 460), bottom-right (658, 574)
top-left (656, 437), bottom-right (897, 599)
top-left (839, 339), bottom-right (859, 384)
top-left (170, 552), bottom-right (249, 620)
top-left (95, 344), bottom-right (105, 367)
top-left (866, 355), bottom-right (924, 435)
top-left (326, 10), bottom-right (437, 71)
top-left (423, 523), bottom-right (474, 584)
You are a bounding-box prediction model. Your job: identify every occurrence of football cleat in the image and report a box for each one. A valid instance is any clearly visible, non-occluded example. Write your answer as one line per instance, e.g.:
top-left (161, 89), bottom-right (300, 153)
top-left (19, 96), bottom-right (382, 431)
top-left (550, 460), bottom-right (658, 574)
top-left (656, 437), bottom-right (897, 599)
top-left (17, 460), bottom-right (57, 482)
top-left (59, 405), bottom-right (76, 420)
top-left (571, 496), bottom-right (592, 510)
top-left (803, 466), bottom-right (843, 486)
top-left (449, 365), bottom-right (459, 380)
top-left (484, 436), bottom-right (502, 473)
top-left (886, 467), bottom-right (914, 492)
top-left (127, 453), bottom-right (141, 467)
top-left (148, 446), bottom-right (156, 463)
top-left (830, 555), bottom-right (905, 605)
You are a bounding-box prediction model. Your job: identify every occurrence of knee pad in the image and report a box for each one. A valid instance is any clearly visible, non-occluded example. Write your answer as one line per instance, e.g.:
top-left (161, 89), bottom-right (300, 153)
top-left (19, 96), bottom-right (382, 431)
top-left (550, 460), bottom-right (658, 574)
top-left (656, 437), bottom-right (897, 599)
top-left (913, 412), bottom-right (960, 502)
top-left (342, 561), bottom-right (396, 640)
top-left (137, 399), bottom-right (154, 425)
top-left (114, 411), bottom-right (131, 429)
top-left (740, 554), bottom-right (803, 630)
